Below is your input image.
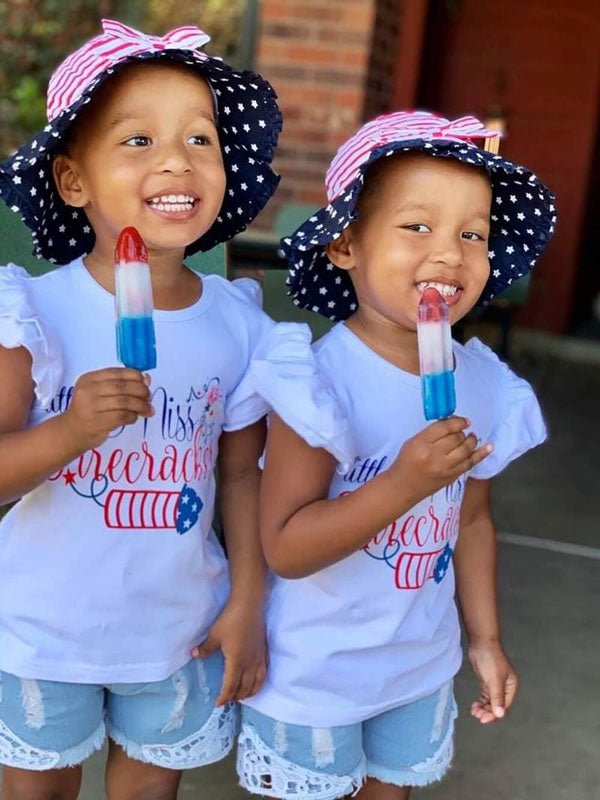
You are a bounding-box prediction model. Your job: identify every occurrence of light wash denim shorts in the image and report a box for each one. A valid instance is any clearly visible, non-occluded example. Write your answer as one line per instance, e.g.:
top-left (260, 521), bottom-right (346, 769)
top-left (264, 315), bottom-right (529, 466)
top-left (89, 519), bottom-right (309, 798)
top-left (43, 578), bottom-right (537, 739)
top-left (0, 652), bottom-right (237, 771)
top-left (238, 680), bottom-right (457, 800)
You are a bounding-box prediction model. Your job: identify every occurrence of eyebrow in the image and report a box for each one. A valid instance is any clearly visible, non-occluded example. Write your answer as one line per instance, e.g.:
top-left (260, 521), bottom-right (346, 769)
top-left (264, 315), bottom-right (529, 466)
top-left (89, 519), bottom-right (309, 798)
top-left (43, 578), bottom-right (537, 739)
top-left (107, 108), bottom-right (216, 129)
top-left (395, 202), bottom-right (490, 223)
top-left (394, 202), bottom-right (434, 214)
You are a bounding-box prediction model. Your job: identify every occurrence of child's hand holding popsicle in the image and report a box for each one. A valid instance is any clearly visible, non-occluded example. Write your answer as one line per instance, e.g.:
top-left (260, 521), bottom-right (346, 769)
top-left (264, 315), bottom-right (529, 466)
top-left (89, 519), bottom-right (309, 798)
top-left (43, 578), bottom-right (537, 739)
top-left (60, 227), bottom-right (157, 452)
top-left (386, 287), bottom-right (492, 505)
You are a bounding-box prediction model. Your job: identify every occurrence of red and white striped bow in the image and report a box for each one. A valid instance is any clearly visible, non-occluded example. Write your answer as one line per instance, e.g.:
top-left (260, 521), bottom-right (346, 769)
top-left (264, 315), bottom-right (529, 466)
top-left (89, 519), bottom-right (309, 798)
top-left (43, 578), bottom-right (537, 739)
top-left (326, 111), bottom-right (501, 202)
top-left (101, 19), bottom-right (211, 53)
top-left (47, 19), bottom-right (211, 121)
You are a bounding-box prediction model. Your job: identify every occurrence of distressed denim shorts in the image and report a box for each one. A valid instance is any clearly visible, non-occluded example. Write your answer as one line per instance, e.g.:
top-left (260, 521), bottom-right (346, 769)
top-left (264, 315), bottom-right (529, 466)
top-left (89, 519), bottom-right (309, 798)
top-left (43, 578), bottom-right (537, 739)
top-left (0, 652), bottom-right (238, 772)
top-left (238, 681), bottom-right (457, 799)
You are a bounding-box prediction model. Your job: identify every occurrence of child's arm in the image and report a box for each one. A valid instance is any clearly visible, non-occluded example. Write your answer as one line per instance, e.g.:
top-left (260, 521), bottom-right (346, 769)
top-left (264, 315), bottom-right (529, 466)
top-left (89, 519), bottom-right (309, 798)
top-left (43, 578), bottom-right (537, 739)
top-left (192, 419), bottom-right (268, 707)
top-left (260, 413), bottom-right (492, 578)
top-left (454, 477), bottom-right (518, 724)
top-left (0, 345), bottom-right (153, 505)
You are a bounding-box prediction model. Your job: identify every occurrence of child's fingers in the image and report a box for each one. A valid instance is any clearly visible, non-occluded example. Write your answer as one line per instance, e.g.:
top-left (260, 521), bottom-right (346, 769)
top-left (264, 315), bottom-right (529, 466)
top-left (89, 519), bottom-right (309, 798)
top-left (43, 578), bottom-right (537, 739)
top-left (215, 658), bottom-right (241, 707)
top-left (191, 637), bottom-right (219, 660)
top-left (440, 430), bottom-right (468, 455)
top-left (425, 416), bottom-right (470, 442)
top-left (489, 681), bottom-right (506, 719)
top-left (96, 378), bottom-right (151, 400)
top-left (450, 442), bottom-right (493, 473)
top-left (248, 663), bottom-right (267, 698)
top-left (235, 665), bottom-right (258, 701)
top-left (504, 672), bottom-right (519, 711)
top-left (446, 432), bottom-right (478, 462)
top-left (240, 661), bottom-right (268, 701)
top-left (96, 395), bottom-right (153, 418)
top-left (471, 702), bottom-right (496, 724)
top-left (469, 443), bottom-right (493, 467)
top-left (89, 367), bottom-right (146, 384)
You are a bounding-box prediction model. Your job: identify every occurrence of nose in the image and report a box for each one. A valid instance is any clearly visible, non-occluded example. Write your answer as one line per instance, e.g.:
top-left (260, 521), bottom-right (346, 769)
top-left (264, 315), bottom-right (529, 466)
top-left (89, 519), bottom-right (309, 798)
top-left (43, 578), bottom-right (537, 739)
top-left (156, 141), bottom-right (193, 176)
top-left (430, 231), bottom-right (463, 270)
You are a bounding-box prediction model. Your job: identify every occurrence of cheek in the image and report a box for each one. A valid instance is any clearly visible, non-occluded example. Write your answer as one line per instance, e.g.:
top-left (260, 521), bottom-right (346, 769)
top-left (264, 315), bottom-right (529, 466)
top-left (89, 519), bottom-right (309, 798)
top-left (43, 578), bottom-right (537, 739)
top-left (200, 160), bottom-right (227, 207)
top-left (473, 256), bottom-right (491, 288)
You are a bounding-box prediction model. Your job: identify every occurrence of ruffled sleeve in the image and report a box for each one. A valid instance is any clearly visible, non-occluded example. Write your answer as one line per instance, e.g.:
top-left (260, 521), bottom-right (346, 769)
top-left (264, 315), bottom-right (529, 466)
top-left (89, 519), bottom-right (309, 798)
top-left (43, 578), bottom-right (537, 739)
top-left (0, 265), bottom-right (63, 408)
top-left (466, 338), bottom-right (547, 479)
top-left (231, 276), bottom-right (263, 307)
top-left (247, 322), bottom-right (354, 467)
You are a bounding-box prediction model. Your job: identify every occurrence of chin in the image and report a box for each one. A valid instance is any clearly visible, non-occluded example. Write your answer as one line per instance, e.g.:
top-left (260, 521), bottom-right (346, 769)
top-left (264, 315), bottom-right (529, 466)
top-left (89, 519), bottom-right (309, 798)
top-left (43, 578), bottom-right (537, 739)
top-left (143, 225), bottom-right (209, 252)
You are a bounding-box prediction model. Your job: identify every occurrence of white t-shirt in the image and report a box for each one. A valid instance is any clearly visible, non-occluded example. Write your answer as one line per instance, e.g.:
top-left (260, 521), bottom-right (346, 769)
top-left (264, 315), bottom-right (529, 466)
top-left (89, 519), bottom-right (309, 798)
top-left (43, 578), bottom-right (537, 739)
top-left (0, 259), bottom-right (275, 683)
top-left (245, 322), bottom-right (547, 727)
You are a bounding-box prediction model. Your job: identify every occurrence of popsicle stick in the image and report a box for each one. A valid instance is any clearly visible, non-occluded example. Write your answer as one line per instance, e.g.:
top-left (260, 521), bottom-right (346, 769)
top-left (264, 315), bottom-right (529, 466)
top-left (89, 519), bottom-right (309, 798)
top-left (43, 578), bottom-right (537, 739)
top-left (483, 135), bottom-right (501, 154)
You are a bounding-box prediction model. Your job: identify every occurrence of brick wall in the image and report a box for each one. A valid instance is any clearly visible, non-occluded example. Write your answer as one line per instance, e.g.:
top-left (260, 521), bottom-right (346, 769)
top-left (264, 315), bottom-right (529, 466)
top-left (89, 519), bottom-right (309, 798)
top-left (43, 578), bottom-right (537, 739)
top-left (363, 0), bottom-right (403, 119)
top-left (254, 0), bottom-right (402, 228)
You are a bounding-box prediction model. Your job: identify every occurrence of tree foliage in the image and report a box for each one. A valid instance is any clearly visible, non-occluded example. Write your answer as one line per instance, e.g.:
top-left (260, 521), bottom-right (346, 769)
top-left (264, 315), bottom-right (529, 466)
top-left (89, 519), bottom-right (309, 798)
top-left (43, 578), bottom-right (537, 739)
top-left (0, 0), bottom-right (246, 157)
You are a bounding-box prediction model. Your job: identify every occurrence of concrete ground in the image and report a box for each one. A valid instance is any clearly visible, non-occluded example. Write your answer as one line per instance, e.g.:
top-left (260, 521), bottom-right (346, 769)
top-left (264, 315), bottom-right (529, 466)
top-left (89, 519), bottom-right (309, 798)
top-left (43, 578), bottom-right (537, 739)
top-left (3, 336), bottom-right (600, 798)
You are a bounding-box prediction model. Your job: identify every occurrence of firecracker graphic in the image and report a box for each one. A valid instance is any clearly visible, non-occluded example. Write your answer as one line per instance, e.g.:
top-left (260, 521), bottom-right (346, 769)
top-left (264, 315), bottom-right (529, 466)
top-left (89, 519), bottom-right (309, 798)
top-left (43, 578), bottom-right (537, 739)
top-left (364, 539), bottom-right (455, 590)
top-left (68, 475), bottom-right (203, 534)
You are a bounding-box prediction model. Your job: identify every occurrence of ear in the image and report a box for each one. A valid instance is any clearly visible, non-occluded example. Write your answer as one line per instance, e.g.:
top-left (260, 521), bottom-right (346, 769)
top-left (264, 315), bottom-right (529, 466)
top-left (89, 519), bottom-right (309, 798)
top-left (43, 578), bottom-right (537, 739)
top-left (325, 227), bottom-right (356, 272)
top-left (52, 155), bottom-right (89, 208)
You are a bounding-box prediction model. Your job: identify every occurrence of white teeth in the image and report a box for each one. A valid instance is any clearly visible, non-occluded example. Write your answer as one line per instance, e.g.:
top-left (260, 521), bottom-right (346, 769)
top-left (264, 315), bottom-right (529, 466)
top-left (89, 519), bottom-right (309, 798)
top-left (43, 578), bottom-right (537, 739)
top-left (148, 194), bottom-right (196, 205)
top-left (150, 202), bottom-right (194, 213)
top-left (417, 281), bottom-right (460, 297)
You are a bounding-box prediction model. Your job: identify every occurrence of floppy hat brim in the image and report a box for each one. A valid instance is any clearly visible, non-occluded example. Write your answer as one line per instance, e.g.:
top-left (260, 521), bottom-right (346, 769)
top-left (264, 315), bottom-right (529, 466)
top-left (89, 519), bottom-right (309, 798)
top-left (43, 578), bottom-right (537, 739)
top-left (0, 50), bottom-right (282, 265)
top-left (282, 140), bottom-right (556, 321)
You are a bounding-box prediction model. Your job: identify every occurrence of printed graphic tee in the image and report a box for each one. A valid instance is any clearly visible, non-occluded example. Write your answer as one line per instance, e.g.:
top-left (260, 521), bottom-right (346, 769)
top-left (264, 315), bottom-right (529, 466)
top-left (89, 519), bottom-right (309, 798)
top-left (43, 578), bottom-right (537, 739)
top-left (245, 322), bottom-right (547, 726)
top-left (0, 259), bottom-right (271, 683)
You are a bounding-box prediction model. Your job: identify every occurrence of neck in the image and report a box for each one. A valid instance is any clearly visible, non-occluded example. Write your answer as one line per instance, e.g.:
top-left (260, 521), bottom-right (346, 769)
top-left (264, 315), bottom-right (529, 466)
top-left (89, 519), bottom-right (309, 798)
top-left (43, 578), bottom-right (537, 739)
top-left (83, 235), bottom-right (201, 310)
top-left (345, 305), bottom-right (421, 374)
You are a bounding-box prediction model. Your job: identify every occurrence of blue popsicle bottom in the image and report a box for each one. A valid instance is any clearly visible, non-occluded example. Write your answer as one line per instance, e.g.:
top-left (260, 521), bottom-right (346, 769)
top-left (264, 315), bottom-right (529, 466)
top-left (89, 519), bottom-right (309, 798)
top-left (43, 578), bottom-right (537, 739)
top-left (117, 316), bottom-right (156, 371)
top-left (422, 371), bottom-right (456, 420)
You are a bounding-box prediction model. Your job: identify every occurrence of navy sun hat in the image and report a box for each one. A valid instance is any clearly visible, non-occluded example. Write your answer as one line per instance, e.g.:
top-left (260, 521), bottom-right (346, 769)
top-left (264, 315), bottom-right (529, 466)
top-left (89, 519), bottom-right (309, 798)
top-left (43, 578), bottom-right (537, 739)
top-left (281, 111), bottom-right (556, 321)
top-left (0, 19), bottom-right (282, 265)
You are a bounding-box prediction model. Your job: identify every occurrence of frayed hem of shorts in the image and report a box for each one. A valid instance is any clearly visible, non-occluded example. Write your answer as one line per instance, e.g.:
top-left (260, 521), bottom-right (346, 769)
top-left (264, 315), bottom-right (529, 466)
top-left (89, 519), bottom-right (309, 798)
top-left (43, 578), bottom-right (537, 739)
top-left (366, 759), bottom-right (451, 788)
top-left (55, 720), bottom-right (106, 769)
top-left (237, 723), bottom-right (366, 800)
top-left (0, 717), bottom-right (105, 771)
top-left (107, 702), bottom-right (237, 770)
top-left (365, 698), bottom-right (457, 789)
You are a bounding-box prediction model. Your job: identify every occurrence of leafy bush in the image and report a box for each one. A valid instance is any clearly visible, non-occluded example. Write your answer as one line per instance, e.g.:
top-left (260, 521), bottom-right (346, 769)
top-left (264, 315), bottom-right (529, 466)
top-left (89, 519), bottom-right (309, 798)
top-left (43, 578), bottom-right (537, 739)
top-left (0, 0), bottom-right (245, 157)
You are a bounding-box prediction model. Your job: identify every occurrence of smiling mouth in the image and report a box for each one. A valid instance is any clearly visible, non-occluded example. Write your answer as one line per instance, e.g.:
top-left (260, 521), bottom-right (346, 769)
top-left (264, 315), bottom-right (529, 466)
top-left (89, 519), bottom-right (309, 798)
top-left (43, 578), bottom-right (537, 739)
top-left (146, 193), bottom-right (199, 213)
top-left (416, 281), bottom-right (462, 298)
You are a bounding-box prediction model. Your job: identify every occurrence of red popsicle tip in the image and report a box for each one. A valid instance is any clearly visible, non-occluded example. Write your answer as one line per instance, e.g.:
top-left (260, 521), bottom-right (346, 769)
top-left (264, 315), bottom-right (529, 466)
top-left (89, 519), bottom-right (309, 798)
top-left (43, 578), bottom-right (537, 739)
top-left (418, 287), bottom-right (448, 323)
top-left (115, 227), bottom-right (148, 264)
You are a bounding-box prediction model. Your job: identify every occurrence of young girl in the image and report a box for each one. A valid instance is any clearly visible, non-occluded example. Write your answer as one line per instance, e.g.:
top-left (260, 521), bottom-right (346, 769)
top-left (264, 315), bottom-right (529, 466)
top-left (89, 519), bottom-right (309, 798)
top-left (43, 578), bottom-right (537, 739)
top-left (237, 112), bottom-right (555, 799)
top-left (0, 18), bottom-right (289, 800)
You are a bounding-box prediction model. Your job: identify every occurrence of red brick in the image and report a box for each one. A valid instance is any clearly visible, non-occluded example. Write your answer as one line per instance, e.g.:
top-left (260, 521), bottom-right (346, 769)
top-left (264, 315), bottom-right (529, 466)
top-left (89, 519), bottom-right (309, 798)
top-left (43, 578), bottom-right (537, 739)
top-left (257, 0), bottom-right (385, 223)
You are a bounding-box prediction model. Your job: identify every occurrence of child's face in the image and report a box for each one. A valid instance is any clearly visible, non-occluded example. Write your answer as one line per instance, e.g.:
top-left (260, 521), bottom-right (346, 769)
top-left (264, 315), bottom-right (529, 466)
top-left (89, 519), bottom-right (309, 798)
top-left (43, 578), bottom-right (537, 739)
top-left (54, 63), bottom-right (226, 255)
top-left (328, 153), bottom-right (492, 329)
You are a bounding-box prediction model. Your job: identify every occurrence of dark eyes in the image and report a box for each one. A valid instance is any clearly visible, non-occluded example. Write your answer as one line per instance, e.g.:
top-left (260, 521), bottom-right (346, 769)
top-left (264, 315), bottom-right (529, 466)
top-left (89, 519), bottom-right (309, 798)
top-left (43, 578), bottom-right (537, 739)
top-left (403, 223), bottom-right (431, 233)
top-left (123, 134), bottom-right (213, 147)
top-left (402, 224), bottom-right (486, 241)
top-left (461, 231), bottom-right (486, 241)
top-left (124, 135), bottom-right (151, 147)
top-left (186, 134), bottom-right (213, 146)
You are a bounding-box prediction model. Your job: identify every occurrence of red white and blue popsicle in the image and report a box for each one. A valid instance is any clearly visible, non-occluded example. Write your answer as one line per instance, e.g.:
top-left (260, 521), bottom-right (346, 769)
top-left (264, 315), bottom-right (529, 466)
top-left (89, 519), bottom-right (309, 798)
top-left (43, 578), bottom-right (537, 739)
top-left (114, 227), bottom-right (156, 371)
top-left (417, 287), bottom-right (456, 420)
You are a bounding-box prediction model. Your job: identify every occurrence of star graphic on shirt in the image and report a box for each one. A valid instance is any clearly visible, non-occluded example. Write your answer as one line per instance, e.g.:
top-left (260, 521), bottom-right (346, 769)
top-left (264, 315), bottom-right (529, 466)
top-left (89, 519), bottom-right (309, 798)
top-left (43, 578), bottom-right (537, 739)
top-left (63, 469), bottom-right (76, 486)
top-left (176, 485), bottom-right (203, 535)
top-left (433, 544), bottom-right (453, 584)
